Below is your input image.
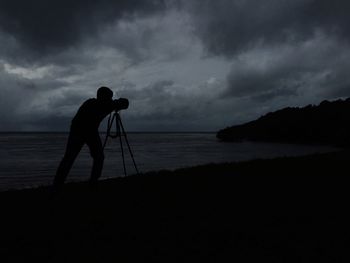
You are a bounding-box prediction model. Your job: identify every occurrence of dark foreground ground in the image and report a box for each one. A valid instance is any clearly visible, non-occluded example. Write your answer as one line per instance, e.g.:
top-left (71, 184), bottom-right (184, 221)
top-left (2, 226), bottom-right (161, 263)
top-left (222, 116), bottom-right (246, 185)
top-left (1, 150), bottom-right (350, 262)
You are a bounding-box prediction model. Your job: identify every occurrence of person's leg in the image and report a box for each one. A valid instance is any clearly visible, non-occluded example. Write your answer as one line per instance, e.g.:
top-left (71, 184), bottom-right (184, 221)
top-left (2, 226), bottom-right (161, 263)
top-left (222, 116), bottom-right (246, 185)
top-left (86, 133), bottom-right (104, 187)
top-left (53, 132), bottom-right (84, 192)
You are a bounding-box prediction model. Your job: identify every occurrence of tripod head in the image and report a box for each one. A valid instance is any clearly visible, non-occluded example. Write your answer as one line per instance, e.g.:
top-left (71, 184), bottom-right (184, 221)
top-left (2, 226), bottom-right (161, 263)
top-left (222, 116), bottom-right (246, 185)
top-left (115, 98), bottom-right (129, 111)
top-left (105, 111), bottom-right (121, 139)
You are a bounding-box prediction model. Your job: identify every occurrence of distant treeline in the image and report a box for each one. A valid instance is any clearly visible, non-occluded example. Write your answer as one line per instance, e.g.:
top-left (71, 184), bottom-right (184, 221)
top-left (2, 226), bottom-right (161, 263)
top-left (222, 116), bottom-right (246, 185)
top-left (217, 98), bottom-right (350, 147)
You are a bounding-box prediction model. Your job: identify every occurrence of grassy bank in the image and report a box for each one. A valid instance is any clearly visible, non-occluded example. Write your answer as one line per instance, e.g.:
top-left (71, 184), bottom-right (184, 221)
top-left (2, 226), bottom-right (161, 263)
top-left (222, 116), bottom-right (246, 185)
top-left (1, 150), bottom-right (350, 262)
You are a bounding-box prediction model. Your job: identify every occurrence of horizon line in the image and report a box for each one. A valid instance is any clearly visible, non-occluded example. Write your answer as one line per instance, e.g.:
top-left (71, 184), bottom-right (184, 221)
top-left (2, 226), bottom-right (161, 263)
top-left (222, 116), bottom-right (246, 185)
top-left (0, 131), bottom-right (217, 134)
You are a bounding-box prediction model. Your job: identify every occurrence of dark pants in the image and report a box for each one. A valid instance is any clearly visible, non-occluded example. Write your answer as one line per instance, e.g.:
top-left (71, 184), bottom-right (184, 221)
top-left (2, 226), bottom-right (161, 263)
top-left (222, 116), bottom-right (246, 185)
top-left (53, 129), bottom-right (104, 191)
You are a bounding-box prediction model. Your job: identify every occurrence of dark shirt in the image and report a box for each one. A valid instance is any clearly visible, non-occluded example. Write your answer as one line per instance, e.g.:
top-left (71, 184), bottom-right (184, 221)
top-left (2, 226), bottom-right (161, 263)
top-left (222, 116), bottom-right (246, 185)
top-left (71, 98), bottom-right (121, 133)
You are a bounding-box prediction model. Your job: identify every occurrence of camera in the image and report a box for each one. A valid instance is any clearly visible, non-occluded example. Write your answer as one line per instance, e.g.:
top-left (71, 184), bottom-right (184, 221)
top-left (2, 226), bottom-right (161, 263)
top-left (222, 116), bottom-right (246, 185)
top-left (116, 98), bottom-right (129, 110)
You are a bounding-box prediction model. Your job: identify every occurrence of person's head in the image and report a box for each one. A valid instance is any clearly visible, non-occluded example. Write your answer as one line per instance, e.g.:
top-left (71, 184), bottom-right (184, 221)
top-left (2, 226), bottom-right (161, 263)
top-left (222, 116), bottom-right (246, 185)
top-left (97, 86), bottom-right (113, 101)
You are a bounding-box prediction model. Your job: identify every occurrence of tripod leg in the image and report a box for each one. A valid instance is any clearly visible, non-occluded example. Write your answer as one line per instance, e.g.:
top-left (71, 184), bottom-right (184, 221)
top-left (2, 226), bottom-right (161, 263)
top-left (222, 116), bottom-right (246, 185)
top-left (103, 113), bottom-right (114, 149)
top-left (116, 116), bottom-right (127, 176)
top-left (118, 115), bottom-right (140, 175)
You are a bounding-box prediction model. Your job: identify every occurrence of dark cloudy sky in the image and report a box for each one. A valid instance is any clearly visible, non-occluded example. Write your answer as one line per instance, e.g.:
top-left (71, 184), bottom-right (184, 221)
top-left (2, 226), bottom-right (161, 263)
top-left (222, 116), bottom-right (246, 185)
top-left (1, 0), bottom-right (350, 131)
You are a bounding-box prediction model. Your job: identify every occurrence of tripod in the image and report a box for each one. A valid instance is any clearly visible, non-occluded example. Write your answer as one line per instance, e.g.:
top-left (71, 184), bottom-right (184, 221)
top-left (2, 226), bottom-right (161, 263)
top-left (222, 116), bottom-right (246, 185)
top-left (103, 111), bottom-right (140, 176)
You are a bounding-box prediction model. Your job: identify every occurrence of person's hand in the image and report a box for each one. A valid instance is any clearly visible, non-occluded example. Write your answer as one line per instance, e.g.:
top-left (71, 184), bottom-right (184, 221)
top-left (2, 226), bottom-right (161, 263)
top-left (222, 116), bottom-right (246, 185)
top-left (117, 98), bottom-right (129, 110)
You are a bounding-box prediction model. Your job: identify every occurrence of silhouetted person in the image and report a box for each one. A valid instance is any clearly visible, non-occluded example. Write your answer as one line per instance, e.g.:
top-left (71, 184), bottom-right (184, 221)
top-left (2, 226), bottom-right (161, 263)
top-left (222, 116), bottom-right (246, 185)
top-left (52, 86), bottom-right (129, 194)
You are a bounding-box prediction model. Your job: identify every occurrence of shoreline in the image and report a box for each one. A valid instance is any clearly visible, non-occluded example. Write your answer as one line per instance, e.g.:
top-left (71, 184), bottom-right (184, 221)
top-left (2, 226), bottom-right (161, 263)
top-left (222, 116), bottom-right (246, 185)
top-left (0, 144), bottom-right (341, 193)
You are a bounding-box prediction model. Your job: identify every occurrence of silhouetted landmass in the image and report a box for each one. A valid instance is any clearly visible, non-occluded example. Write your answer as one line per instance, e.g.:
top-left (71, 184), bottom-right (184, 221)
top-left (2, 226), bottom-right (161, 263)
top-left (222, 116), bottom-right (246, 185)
top-left (217, 98), bottom-right (350, 146)
top-left (1, 150), bottom-right (350, 262)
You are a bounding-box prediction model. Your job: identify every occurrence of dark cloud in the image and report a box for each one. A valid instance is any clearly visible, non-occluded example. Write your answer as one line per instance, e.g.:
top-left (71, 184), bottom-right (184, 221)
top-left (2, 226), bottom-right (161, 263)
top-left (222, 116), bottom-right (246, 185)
top-left (0, 0), bottom-right (166, 59)
top-left (2, 0), bottom-right (350, 131)
top-left (172, 0), bottom-right (350, 106)
top-left (185, 0), bottom-right (350, 57)
top-left (0, 66), bottom-right (36, 130)
top-left (223, 31), bottom-right (350, 101)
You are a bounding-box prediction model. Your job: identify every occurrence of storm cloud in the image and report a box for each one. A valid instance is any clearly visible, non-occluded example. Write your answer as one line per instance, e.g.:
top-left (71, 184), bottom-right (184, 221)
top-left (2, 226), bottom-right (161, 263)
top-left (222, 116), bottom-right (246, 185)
top-left (185, 0), bottom-right (350, 57)
top-left (1, 0), bottom-right (350, 131)
top-left (225, 32), bottom-right (350, 101)
top-left (0, 0), bottom-right (166, 58)
top-left (180, 0), bottom-right (350, 110)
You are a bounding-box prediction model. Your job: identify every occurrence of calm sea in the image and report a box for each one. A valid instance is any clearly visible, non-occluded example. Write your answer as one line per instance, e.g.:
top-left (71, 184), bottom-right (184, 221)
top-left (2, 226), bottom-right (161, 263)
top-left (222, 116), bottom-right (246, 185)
top-left (0, 132), bottom-right (338, 191)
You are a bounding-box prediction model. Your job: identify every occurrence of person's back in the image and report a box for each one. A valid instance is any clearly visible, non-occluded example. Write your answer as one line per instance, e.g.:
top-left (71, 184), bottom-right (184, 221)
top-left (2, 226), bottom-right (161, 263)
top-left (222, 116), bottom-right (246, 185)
top-left (71, 98), bottom-right (119, 132)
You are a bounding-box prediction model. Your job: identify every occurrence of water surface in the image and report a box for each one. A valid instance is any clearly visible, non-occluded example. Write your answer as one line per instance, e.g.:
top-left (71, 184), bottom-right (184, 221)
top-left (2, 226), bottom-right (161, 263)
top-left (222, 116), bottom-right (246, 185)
top-left (0, 132), bottom-right (338, 190)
